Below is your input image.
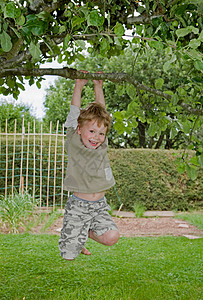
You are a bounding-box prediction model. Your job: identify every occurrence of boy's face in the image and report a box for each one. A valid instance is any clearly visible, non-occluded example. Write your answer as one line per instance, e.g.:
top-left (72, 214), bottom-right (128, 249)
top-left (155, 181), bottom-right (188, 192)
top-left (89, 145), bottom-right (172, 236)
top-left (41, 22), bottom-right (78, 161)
top-left (77, 120), bottom-right (107, 149)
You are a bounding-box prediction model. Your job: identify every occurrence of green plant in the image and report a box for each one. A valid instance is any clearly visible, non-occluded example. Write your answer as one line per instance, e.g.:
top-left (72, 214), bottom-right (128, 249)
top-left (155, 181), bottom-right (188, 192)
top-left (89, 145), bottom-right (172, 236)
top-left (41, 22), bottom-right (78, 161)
top-left (0, 192), bottom-right (38, 233)
top-left (133, 202), bottom-right (146, 218)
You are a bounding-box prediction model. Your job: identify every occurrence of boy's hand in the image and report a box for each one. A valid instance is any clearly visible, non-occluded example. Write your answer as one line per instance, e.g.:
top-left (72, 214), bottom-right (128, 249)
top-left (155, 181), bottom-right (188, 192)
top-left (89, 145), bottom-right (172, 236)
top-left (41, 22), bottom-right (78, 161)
top-left (76, 70), bottom-right (88, 88)
top-left (93, 71), bottom-right (103, 87)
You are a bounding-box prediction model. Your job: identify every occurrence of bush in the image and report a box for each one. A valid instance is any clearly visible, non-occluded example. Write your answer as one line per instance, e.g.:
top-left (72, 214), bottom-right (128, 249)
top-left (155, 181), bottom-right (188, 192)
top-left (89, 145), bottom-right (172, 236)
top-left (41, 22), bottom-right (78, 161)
top-left (106, 149), bottom-right (203, 211)
top-left (0, 192), bottom-right (37, 233)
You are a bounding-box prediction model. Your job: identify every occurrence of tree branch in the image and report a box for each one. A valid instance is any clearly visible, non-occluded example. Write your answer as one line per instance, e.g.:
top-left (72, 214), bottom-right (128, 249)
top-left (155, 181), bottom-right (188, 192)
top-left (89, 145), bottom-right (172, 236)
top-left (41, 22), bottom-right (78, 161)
top-left (0, 67), bottom-right (170, 98)
top-left (127, 14), bottom-right (165, 25)
top-left (1, 67), bottom-right (202, 115)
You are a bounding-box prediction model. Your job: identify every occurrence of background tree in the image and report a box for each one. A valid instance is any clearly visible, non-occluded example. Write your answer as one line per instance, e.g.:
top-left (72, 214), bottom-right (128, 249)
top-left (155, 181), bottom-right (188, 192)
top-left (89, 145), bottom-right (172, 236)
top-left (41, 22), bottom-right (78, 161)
top-left (0, 0), bottom-right (202, 178)
top-left (0, 99), bottom-right (40, 132)
top-left (44, 49), bottom-right (203, 154)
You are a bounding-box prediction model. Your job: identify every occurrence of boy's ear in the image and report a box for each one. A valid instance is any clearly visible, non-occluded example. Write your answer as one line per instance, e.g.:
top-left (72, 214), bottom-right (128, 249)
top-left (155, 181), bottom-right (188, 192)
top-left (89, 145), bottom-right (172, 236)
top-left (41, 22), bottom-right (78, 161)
top-left (77, 125), bottom-right (81, 135)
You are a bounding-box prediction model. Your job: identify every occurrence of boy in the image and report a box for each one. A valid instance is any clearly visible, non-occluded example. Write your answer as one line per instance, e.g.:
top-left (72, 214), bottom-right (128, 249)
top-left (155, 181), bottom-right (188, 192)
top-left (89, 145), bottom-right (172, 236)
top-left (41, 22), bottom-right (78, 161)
top-left (59, 72), bottom-right (119, 260)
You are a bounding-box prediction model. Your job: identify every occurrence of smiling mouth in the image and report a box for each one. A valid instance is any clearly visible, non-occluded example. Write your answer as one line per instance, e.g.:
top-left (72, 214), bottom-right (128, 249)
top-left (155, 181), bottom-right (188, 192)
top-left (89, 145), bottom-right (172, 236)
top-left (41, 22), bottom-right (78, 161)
top-left (89, 140), bottom-right (99, 147)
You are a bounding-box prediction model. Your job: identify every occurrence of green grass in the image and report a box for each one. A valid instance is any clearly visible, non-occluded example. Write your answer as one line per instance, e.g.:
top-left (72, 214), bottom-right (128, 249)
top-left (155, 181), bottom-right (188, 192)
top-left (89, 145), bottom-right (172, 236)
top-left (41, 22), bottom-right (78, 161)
top-left (0, 234), bottom-right (202, 300)
top-left (175, 212), bottom-right (203, 231)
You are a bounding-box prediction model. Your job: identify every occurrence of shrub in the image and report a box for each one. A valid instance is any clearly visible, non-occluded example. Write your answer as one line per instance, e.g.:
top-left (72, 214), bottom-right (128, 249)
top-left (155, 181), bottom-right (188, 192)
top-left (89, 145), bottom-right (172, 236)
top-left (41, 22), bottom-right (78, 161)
top-left (106, 149), bottom-right (203, 211)
top-left (0, 192), bottom-right (38, 233)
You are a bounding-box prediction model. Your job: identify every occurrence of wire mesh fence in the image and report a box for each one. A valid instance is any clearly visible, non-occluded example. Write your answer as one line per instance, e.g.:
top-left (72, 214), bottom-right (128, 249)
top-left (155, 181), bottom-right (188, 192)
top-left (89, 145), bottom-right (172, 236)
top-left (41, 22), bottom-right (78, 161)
top-left (0, 119), bottom-right (69, 210)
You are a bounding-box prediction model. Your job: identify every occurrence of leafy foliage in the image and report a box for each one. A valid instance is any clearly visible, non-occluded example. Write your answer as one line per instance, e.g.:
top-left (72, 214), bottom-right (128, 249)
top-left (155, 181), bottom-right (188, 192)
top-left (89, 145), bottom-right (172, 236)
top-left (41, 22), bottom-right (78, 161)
top-left (0, 99), bottom-right (41, 132)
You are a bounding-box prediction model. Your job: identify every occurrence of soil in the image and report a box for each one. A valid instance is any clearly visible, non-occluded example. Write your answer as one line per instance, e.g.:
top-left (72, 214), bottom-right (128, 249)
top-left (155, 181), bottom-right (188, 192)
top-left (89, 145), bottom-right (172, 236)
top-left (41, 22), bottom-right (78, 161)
top-left (1, 213), bottom-right (203, 238)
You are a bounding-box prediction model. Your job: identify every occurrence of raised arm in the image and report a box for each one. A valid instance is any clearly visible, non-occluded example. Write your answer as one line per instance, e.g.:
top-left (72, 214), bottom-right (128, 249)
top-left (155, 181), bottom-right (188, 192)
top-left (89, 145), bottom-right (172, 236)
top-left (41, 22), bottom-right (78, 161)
top-left (71, 71), bottom-right (88, 107)
top-left (93, 74), bottom-right (105, 107)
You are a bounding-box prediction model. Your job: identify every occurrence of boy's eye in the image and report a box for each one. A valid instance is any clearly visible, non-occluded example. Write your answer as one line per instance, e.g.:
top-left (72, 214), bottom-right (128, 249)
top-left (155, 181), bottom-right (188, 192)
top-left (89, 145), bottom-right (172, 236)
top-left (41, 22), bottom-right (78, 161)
top-left (100, 133), bottom-right (105, 136)
top-left (90, 130), bottom-right (94, 133)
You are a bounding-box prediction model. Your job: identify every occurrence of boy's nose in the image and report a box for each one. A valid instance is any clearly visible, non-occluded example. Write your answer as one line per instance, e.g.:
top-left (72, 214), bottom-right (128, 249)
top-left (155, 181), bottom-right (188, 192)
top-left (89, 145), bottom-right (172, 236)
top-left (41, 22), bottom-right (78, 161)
top-left (94, 132), bottom-right (99, 139)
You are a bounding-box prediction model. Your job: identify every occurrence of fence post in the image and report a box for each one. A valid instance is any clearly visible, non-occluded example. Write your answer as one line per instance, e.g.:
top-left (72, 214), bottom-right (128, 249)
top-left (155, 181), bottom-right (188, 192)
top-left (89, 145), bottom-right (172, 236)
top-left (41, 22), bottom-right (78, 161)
top-left (5, 119), bottom-right (8, 198)
top-left (40, 123), bottom-right (43, 207)
top-left (19, 118), bottom-right (24, 193)
top-left (61, 123), bottom-right (65, 209)
top-left (53, 120), bottom-right (59, 211)
top-left (33, 120), bottom-right (36, 203)
top-left (26, 122), bottom-right (30, 193)
top-left (47, 121), bottom-right (52, 208)
top-left (11, 119), bottom-right (17, 197)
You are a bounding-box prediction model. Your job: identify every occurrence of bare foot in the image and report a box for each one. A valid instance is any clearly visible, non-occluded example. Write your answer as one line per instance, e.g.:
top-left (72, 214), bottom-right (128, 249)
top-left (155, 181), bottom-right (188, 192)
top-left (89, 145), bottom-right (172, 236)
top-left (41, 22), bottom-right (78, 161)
top-left (81, 247), bottom-right (91, 255)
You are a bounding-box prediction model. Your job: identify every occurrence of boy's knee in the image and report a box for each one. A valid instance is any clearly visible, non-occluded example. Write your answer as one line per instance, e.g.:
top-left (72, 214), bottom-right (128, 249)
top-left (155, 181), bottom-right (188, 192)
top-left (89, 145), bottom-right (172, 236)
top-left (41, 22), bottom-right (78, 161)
top-left (106, 230), bottom-right (120, 246)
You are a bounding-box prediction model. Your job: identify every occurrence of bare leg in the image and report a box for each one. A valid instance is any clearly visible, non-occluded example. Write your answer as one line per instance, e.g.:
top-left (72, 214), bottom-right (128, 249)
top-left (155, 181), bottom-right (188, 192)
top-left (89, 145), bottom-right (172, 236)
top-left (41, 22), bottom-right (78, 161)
top-left (89, 229), bottom-right (119, 246)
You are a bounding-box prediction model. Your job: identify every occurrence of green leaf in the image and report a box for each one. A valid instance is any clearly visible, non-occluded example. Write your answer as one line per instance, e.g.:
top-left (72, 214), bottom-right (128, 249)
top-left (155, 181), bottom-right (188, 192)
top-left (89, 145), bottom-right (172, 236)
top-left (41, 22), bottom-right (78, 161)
top-left (58, 25), bottom-right (66, 34)
top-left (170, 127), bottom-right (178, 139)
top-left (130, 118), bottom-right (138, 128)
top-left (190, 155), bottom-right (199, 167)
top-left (36, 81), bottom-right (41, 89)
top-left (177, 87), bottom-right (187, 96)
top-left (155, 78), bottom-right (164, 89)
top-left (176, 28), bottom-right (190, 38)
top-left (149, 40), bottom-right (164, 50)
top-left (163, 61), bottom-right (171, 72)
top-left (114, 120), bottom-right (126, 134)
top-left (194, 60), bottom-right (203, 72)
top-left (116, 85), bottom-right (126, 96)
top-left (100, 38), bottom-right (108, 51)
top-left (199, 153), bottom-right (203, 167)
top-left (113, 111), bottom-right (125, 120)
top-left (177, 163), bottom-right (185, 174)
top-left (186, 164), bottom-right (197, 181)
top-left (114, 22), bottom-right (125, 37)
top-left (199, 30), bottom-right (203, 42)
top-left (88, 10), bottom-right (104, 27)
top-left (176, 26), bottom-right (199, 38)
top-left (16, 15), bottom-right (25, 26)
top-left (188, 39), bottom-right (201, 49)
top-left (4, 2), bottom-right (21, 19)
top-left (31, 20), bottom-right (47, 35)
top-left (182, 121), bottom-right (191, 134)
top-left (72, 16), bottom-right (85, 28)
top-left (126, 84), bottom-right (137, 100)
top-left (148, 123), bottom-right (158, 137)
top-left (63, 34), bottom-right (71, 49)
top-left (0, 31), bottom-right (12, 52)
top-left (171, 94), bottom-right (179, 105)
top-left (22, 15), bottom-right (47, 36)
top-left (29, 41), bottom-right (41, 61)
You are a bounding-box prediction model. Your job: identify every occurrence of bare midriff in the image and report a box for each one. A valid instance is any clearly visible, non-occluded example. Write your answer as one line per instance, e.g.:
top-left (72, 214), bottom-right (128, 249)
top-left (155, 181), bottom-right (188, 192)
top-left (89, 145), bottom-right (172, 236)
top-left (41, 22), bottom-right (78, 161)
top-left (73, 191), bottom-right (105, 201)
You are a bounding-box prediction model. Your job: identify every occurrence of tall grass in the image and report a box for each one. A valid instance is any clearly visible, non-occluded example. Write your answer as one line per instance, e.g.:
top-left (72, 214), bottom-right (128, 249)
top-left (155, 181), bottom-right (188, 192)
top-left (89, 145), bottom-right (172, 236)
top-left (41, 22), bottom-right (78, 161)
top-left (133, 202), bottom-right (146, 218)
top-left (0, 192), bottom-right (37, 233)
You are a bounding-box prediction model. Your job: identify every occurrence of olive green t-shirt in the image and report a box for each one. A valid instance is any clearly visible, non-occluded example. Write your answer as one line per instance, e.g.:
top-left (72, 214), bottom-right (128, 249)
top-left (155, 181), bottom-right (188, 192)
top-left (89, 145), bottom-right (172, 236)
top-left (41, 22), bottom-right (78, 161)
top-left (63, 105), bottom-right (115, 193)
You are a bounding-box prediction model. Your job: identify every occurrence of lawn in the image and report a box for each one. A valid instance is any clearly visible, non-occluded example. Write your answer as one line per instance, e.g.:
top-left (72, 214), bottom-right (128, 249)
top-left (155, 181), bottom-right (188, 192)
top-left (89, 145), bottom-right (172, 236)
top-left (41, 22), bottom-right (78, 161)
top-left (0, 234), bottom-right (202, 300)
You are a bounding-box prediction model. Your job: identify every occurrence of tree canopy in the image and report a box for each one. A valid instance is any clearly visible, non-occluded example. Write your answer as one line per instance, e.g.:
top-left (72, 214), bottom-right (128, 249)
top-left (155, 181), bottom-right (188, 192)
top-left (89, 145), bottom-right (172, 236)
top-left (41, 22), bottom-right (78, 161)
top-left (0, 0), bottom-right (203, 178)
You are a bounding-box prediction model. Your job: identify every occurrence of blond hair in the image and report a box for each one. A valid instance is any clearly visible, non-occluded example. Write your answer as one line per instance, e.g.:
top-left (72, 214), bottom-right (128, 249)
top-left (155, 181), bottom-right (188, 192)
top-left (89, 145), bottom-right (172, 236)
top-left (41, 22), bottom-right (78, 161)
top-left (78, 102), bottom-right (112, 132)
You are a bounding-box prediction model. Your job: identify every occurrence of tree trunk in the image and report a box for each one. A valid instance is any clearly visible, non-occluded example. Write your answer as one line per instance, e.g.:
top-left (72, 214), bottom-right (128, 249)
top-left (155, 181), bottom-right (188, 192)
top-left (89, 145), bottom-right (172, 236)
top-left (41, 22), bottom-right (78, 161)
top-left (155, 133), bottom-right (164, 149)
top-left (137, 119), bottom-right (146, 148)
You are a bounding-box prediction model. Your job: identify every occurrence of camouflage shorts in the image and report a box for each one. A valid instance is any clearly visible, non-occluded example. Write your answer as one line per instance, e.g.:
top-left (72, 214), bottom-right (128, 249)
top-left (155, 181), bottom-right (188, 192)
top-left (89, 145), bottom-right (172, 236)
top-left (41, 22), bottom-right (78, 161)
top-left (59, 194), bottom-right (118, 260)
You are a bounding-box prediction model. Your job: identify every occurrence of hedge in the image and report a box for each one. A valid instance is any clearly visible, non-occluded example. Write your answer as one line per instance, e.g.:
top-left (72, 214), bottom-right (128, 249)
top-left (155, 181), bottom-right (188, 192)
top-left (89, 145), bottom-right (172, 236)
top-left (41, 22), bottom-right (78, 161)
top-left (107, 149), bottom-right (203, 211)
